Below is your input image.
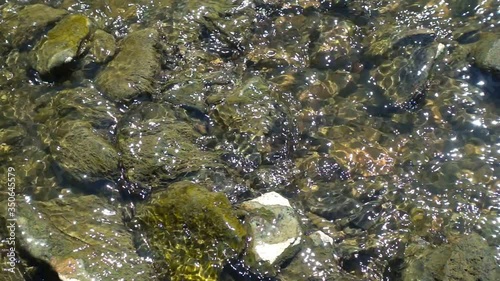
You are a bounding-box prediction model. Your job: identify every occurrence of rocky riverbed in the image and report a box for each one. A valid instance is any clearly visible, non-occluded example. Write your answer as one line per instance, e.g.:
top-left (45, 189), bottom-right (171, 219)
top-left (0, 0), bottom-right (499, 280)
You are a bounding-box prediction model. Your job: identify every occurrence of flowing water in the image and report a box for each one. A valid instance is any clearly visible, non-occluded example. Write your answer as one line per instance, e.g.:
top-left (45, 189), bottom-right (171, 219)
top-left (0, 0), bottom-right (499, 280)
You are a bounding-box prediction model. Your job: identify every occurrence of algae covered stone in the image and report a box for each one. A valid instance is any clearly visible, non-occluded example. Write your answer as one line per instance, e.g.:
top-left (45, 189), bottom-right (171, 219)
top-left (48, 120), bottom-right (119, 186)
top-left (117, 103), bottom-right (217, 192)
top-left (96, 28), bottom-right (160, 102)
top-left (136, 181), bottom-right (247, 280)
top-left (31, 14), bottom-right (92, 76)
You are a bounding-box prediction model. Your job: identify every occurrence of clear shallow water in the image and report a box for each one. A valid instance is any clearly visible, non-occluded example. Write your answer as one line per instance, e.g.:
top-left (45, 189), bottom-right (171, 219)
top-left (0, 0), bottom-right (499, 280)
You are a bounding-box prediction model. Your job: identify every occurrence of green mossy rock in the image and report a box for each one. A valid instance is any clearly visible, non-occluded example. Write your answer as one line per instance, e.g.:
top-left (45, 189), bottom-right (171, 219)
top-left (136, 181), bottom-right (247, 280)
top-left (31, 14), bottom-right (92, 76)
top-left (96, 28), bottom-right (160, 102)
top-left (117, 103), bottom-right (217, 191)
top-left (49, 121), bottom-right (119, 185)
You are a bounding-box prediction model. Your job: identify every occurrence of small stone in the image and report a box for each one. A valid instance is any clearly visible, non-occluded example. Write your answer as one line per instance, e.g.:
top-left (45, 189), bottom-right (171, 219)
top-left (89, 29), bottom-right (116, 63)
top-left (242, 192), bottom-right (302, 265)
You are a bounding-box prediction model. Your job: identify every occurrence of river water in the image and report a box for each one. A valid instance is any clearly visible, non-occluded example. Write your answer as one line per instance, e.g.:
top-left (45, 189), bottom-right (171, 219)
top-left (0, 0), bottom-right (499, 280)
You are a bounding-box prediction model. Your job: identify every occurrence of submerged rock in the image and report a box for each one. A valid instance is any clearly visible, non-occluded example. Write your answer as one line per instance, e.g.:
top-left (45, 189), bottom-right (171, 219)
top-left (135, 181), bottom-right (246, 280)
top-left (470, 33), bottom-right (500, 73)
top-left (277, 232), bottom-right (358, 281)
top-left (365, 27), bottom-right (436, 60)
top-left (309, 17), bottom-right (361, 71)
top-left (241, 192), bottom-right (302, 267)
top-left (0, 4), bottom-right (68, 48)
top-left (117, 103), bottom-right (217, 193)
top-left (30, 14), bottom-right (92, 76)
top-left (96, 28), bottom-right (160, 102)
top-left (34, 87), bottom-right (119, 132)
top-left (48, 120), bottom-right (119, 186)
top-left (13, 195), bottom-right (153, 280)
top-left (207, 76), bottom-right (297, 169)
top-left (403, 233), bottom-right (499, 281)
top-left (89, 29), bottom-right (116, 64)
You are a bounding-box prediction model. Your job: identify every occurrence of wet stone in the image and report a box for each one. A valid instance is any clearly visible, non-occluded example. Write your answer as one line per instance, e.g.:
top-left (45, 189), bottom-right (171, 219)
top-left (135, 181), bottom-right (246, 280)
top-left (403, 233), bottom-right (499, 281)
top-left (241, 192), bottom-right (302, 267)
top-left (13, 195), bottom-right (153, 280)
top-left (309, 17), bottom-right (361, 71)
top-left (117, 103), bottom-right (217, 192)
top-left (207, 76), bottom-right (297, 168)
top-left (96, 28), bottom-right (160, 102)
top-left (34, 87), bottom-right (119, 133)
top-left (277, 233), bottom-right (358, 281)
top-left (30, 14), bottom-right (92, 76)
top-left (48, 120), bottom-right (120, 187)
top-left (0, 4), bottom-right (68, 48)
top-left (89, 29), bottom-right (116, 64)
top-left (471, 33), bottom-right (500, 73)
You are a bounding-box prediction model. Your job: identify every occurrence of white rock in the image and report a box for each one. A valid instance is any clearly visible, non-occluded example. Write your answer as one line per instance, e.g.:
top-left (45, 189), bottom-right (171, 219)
top-left (309, 230), bottom-right (334, 246)
top-left (251, 191), bottom-right (291, 207)
top-left (254, 237), bottom-right (301, 264)
top-left (242, 192), bottom-right (302, 265)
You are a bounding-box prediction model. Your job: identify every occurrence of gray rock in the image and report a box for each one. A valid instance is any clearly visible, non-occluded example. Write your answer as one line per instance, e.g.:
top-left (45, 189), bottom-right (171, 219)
top-left (96, 28), bottom-right (160, 102)
top-left (472, 33), bottom-right (500, 72)
top-left (13, 195), bottom-right (153, 281)
top-left (241, 192), bottom-right (302, 266)
top-left (278, 232), bottom-right (358, 281)
top-left (403, 233), bottom-right (499, 281)
top-left (89, 29), bottom-right (116, 64)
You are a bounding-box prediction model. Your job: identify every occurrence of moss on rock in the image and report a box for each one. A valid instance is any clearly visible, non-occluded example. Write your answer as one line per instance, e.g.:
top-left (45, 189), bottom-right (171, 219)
top-left (96, 28), bottom-right (160, 102)
top-left (31, 14), bottom-right (92, 76)
top-left (49, 120), bottom-right (119, 185)
top-left (136, 181), bottom-right (247, 280)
